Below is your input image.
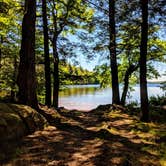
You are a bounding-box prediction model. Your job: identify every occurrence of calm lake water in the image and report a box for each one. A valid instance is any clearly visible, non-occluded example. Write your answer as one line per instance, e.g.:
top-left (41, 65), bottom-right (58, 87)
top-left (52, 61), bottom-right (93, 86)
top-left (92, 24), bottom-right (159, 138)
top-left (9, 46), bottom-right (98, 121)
top-left (59, 84), bottom-right (165, 111)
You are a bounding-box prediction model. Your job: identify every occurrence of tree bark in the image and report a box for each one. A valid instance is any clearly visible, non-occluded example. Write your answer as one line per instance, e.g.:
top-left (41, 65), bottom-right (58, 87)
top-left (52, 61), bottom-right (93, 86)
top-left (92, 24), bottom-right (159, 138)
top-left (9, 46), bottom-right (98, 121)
top-left (140, 0), bottom-right (149, 122)
top-left (109, 0), bottom-right (120, 104)
top-left (121, 71), bottom-right (130, 106)
top-left (121, 65), bottom-right (139, 105)
top-left (17, 0), bottom-right (38, 109)
top-left (42, 0), bottom-right (52, 106)
top-left (51, 1), bottom-right (60, 108)
top-left (52, 36), bottom-right (59, 108)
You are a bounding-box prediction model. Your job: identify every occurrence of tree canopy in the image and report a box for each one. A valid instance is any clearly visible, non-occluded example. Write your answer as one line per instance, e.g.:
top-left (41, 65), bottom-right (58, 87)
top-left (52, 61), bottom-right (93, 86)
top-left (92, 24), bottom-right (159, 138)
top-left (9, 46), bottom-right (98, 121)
top-left (0, 0), bottom-right (165, 120)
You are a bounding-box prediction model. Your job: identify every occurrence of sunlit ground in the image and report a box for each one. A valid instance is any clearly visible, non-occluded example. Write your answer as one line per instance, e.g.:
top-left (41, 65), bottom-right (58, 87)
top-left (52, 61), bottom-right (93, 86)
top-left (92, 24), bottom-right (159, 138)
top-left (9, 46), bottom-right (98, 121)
top-left (4, 106), bottom-right (166, 166)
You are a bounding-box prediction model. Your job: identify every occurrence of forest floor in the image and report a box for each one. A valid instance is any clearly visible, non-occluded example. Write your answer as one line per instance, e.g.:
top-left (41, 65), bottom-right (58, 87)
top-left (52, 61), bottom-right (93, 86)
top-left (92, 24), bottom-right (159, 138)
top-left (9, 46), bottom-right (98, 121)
top-left (2, 104), bottom-right (166, 166)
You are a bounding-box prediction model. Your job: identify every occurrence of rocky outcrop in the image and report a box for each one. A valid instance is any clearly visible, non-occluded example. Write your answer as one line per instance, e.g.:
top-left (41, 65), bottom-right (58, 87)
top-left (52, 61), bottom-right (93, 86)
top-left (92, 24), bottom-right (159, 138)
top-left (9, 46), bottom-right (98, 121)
top-left (0, 103), bottom-right (48, 141)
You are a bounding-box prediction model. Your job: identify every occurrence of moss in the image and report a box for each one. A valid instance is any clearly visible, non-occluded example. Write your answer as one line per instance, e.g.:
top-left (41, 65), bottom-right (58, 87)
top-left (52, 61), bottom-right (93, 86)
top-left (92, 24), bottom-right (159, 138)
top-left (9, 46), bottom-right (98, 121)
top-left (0, 103), bottom-right (47, 141)
top-left (0, 118), bottom-right (7, 126)
top-left (0, 103), bottom-right (15, 113)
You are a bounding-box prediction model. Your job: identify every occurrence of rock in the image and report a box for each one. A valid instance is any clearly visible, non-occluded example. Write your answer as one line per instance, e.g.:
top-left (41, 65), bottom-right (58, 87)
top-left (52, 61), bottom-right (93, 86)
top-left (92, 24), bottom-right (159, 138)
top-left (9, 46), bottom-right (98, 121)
top-left (0, 103), bottom-right (48, 141)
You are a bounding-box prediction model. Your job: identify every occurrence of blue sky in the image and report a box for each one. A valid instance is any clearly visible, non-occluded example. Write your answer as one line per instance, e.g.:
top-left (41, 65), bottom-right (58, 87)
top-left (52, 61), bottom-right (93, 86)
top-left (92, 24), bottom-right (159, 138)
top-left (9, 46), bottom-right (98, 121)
top-left (149, 62), bottom-right (166, 81)
top-left (75, 53), bottom-right (166, 81)
top-left (66, 24), bottom-right (166, 82)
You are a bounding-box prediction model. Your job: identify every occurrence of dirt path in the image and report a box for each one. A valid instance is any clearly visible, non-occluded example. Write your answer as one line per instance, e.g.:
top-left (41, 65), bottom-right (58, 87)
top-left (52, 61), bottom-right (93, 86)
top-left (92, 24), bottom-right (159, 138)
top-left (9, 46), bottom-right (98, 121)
top-left (2, 106), bottom-right (165, 166)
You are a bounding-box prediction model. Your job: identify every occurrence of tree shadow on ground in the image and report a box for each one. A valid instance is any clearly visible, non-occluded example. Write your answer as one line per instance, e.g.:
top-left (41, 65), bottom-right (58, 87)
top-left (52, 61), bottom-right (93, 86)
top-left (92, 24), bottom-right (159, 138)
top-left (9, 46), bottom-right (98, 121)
top-left (1, 106), bottom-right (164, 166)
top-left (3, 118), bottom-right (160, 166)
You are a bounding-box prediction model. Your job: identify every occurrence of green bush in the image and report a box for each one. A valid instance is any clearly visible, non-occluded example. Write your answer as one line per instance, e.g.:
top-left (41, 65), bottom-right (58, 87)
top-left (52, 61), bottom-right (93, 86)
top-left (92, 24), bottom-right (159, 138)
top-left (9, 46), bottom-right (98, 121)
top-left (149, 95), bottom-right (166, 106)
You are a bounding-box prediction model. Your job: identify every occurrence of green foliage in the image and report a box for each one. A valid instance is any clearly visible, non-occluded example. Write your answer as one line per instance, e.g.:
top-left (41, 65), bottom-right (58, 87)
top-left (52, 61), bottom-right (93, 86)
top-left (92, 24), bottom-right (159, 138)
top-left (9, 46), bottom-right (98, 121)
top-left (93, 64), bottom-right (111, 88)
top-left (0, 35), bottom-right (20, 99)
top-left (0, 0), bottom-right (165, 108)
top-left (48, 0), bottom-right (94, 55)
top-left (59, 61), bottom-right (98, 85)
top-left (161, 81), bottom-right (166, 91)
top-left (0, 0), bottom-right (21, 101)
top-left (0, 0), bottom-right (20, 36)
top-left (126, 101), bottom-right (139, 109)
top-left (149, 95), bottom-right (166, 106)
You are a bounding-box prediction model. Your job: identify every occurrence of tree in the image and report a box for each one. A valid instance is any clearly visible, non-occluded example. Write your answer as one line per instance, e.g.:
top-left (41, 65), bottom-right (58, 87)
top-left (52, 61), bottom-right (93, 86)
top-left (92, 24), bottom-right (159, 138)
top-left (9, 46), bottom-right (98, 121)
top-left (48, 0), bottom-right (94, 108)
top-left (109, 0), bottom-right (120, 104)
top-left (140, 0), bottom-right (149, 122)
top-left (93, 64), bottom-right (111, 88)
top-left (17, 0), bottom-right (38, 109)
top-left (42, 0), bottom-right (51, 106)
top-left (115, 0), bottom-right (166, 106)
top-left (118, 28), bottom-right (166, 106)
top-left (85, 0), bottom-right (165, 107)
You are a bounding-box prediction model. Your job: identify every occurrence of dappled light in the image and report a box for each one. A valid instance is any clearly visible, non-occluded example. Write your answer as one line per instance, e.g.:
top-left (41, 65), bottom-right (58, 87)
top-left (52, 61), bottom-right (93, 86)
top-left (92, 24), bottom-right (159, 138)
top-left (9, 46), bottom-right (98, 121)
top-left (2, 106), bottom-right (165, 166)
top-left (0, 0), bottom-right (165, 165)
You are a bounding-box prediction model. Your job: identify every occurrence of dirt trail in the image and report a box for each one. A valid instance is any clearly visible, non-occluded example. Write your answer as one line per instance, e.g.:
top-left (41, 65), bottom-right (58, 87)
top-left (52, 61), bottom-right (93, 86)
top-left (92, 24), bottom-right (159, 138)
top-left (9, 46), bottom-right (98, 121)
top-left (2, 106), bottom-right (164, 166)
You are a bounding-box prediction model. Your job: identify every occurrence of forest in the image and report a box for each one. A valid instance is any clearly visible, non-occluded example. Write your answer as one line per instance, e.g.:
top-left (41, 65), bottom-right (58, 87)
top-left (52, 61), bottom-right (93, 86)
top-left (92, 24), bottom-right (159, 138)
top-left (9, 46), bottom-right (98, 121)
top-left (0, 0), bottom-right (166, 165)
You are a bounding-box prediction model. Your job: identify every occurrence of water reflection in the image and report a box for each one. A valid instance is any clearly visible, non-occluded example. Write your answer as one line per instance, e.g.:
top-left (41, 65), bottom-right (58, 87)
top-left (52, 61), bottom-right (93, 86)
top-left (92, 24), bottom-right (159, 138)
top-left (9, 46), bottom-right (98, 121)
top-left (59, 84), bottom-right (165, 111)
top-left (60, 85), bottom-right (100, 97)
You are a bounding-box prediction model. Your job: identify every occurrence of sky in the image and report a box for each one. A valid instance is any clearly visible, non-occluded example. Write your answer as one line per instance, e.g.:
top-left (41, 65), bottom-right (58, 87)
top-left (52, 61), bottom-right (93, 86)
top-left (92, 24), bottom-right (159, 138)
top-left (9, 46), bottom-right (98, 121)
top-left (148, 62), bottom-right (166, 82)
top-left (66, 29), bottom-right (166, 82)
top-left (75, 54), bottom-right (166, 82)
top-left (66, 21), bottom-right (166, 82)
top-left (77, 54), bottom-right (99, 71)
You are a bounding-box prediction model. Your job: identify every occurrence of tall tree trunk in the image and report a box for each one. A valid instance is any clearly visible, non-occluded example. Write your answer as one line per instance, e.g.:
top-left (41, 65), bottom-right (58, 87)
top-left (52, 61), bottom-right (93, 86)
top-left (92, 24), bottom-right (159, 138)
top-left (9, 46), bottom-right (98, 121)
top-left (42, 0), bottom-right (51, 106)
top-left (52, 36), bottom-right (59, 108)
top-left (140, 0), bottom-right (149, 122)
top-left (17, 0), bottom-right (38, 109)
top-left (109, 0), bottom-right (120, 104)
top-left (51, 1), bottom-right (59, 108)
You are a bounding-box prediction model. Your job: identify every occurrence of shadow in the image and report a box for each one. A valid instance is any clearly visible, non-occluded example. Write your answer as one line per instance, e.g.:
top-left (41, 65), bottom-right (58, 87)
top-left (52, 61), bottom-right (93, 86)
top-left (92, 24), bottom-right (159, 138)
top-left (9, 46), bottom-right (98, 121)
top-left (3, 123), bottom-right (159, 165)
top-left (57, 108), bottom-right (85, 124)
top-left (56, 107), bottom-right (111, 129)
top-left (1, 106), bottom-right (163, 166)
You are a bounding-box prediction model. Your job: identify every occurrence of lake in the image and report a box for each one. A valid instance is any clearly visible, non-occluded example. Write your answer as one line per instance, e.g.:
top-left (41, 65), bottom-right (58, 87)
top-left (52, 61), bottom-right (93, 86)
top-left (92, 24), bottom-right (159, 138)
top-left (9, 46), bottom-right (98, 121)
top-left (59, 84), bottom-right (165, 111)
